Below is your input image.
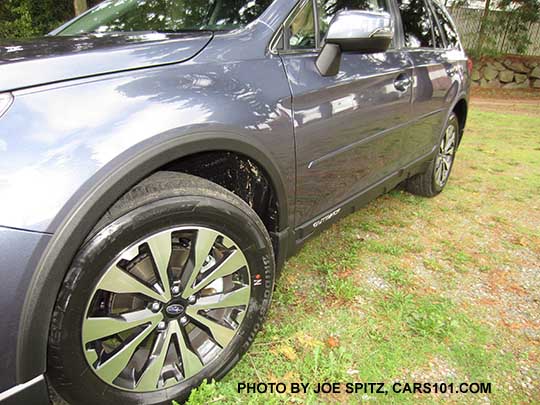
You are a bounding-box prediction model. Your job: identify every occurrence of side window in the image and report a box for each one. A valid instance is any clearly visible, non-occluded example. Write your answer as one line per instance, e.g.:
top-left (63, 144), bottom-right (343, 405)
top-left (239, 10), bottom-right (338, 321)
top-left (287, 1), bottom-right (317, 50)
top-left (397, 0), bottom-right (434, 48)
top-left (431, 1), bottom-right (460, 49)
top-left (318, 0), bottom-right (390, 42)
top-left (431, 11), bottom-right (445, 48)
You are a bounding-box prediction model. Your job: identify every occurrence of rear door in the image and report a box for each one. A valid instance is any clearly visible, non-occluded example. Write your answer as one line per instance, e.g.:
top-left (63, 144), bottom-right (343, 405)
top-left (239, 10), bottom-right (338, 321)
top-left (396, 0), bottom-right (454, 163)
top-left (429, 0), bottom-right (469, 96)
top-left (278, 0), bottom-right (414, 226)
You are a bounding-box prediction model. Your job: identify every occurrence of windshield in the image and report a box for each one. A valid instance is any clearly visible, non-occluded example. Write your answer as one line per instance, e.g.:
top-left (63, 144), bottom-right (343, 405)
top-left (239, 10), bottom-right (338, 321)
top-left (57, 0), bottom-right (273, 36)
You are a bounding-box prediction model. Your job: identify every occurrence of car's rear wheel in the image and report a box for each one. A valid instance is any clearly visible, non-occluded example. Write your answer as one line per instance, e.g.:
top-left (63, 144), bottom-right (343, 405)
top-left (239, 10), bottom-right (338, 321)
top-left (406, 113), bottom-right (459, 197)
top-left (48, 172), bottom-right (275, 405)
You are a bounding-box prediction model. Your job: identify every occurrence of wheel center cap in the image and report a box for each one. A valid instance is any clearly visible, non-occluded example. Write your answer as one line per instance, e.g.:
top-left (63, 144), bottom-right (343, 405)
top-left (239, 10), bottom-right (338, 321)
top-left (165, 303), bottom-right (185, 317)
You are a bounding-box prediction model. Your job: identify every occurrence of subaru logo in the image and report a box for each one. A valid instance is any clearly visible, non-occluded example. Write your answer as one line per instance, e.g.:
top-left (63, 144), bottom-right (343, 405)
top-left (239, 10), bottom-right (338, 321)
top-left (166, 304), bottom-right (184, 316)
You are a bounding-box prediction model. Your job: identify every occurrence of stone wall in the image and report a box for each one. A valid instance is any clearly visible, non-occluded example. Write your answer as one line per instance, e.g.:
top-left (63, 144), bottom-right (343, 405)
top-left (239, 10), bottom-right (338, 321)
top-left (471, 56), bottom-right (540, 89)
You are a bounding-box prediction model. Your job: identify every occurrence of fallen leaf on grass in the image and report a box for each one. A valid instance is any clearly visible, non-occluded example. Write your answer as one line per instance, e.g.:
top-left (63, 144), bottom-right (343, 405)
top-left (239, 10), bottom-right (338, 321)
top-left (327, 335), bottom-right (340, 348)
top-left (511, 236), bottom-right (528, 247)
top-left (336, 269), bottom-right (353, 279)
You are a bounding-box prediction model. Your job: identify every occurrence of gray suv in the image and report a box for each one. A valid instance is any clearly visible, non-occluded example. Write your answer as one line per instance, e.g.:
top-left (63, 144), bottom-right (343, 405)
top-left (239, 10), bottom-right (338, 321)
top-left (0, 0), bottom-right (470, 403)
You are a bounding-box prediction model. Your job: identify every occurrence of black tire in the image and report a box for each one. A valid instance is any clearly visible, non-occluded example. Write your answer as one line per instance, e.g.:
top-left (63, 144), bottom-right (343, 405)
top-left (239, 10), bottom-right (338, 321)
top-left (47, 172), bottom-right (275, 405)
top-left (406, 113), bottom-right (459, 197)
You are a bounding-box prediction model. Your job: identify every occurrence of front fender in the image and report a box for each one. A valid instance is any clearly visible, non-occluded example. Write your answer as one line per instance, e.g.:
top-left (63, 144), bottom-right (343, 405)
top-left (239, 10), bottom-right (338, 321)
top-left (0, 55), bottom-right (294, 384)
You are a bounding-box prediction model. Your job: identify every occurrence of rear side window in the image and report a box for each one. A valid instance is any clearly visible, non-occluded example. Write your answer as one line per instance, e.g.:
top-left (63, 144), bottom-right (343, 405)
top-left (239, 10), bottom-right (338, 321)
top-left (431, 1), bottom-right (460, 48)
top-left (318, 0), bottom-right (389, 42)
top-left (397, 0), bottom-right (435, 48)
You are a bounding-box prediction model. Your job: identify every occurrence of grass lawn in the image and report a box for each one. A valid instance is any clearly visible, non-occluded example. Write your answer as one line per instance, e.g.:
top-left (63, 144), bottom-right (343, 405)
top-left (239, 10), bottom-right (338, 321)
top-left (185, 100), bottom-right (540, 404)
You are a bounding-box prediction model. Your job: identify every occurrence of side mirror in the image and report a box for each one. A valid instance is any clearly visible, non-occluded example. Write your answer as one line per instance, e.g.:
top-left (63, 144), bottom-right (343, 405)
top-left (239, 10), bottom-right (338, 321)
top-left (316, 10), bottom-right (394, 76)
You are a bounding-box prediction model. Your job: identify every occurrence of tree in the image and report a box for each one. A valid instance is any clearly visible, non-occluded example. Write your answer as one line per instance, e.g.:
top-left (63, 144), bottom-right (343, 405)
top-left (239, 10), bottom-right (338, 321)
top-left (0, 0), bottom-right (38, 39)
top-left (74, 0), bottom-right (88, 16)
top-left (0, 0), bottom-right (104, 39)
top-left (474, 0), bottom-right (540, 55)
top-left (476, 0), bottom-right (492, 54)
top-left (499, 0), bottom-right (540, 52)
top-left (0, 0), bottom-right (76, 39)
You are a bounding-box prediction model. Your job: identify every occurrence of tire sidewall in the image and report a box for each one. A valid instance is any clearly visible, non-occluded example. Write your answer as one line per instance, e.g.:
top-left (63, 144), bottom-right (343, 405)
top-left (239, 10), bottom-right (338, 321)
top-left (48, 195), bottom-right (275, 405)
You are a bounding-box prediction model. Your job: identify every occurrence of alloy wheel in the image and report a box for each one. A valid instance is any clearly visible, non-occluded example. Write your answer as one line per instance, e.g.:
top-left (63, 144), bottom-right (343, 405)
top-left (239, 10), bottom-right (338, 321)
top-left (82, 226), bottom-right (251, 392)
top-left (434, 122), bottom-right (457, 188)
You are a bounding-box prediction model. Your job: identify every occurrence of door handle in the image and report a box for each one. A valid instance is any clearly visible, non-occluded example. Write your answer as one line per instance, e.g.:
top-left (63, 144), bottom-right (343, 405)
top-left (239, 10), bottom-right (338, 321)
top-left (394, 75), bottom-right (412, 92)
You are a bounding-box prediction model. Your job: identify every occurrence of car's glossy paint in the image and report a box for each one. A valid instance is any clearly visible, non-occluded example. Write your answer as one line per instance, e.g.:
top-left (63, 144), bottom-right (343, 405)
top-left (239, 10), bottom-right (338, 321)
top-left (0, 0), bottom-right (469, 399)
top-left (403, 49), bottom-right (455, 162)
top-left (0, 34), bottom-right (295, 232)
top-left (0, 33), bottom-right (214, 92)
top-left (282, 50), bottom-right (414, 224)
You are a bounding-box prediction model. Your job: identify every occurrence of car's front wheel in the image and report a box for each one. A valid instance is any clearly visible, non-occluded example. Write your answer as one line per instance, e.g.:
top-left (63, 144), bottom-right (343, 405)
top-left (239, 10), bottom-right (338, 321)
top-left (48, 172), bottom-right (275, 405)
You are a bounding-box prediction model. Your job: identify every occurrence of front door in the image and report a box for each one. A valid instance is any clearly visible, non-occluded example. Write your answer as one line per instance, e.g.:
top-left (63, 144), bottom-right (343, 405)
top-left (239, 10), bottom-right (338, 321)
top-left (278, 0), bottom-right (413, 226)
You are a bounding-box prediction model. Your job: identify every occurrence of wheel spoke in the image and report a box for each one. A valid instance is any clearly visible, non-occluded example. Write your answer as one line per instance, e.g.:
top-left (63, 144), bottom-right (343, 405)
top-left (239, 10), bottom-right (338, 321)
top-left (435, 124), bottom-right (457, 188)
top-left (440, 164), bottom-right (447, 183)
top-left (185, 250), bottom-right (247, 297)
top-left (83, 309), bottom-right (162, 344)
top-left (435, 156), bottom-right (443, 170)
top-left (444, 140), bottom-right (455, 155)
top-left (191, 286), bottom-right (250, 312)
top-left (118, 246), bottom-right (140, 262)
top-left (186, 307), bottom-right (235, 348)
top-left (136, 323), bottom-right (174, 390)
top-left (181, 229), bottom-right (219, 298)
top-left (444, 155), bottom-right (453, 171)
top-left (445, 140), bottom-right (454, 155)
top-left (170, 321), bottom-right (204, 378)
top-left (94, 320), bottom-right (159, 382)
top-left (444, 127), bottom-right (456, 154)
top-left (146, 231), bottom-right (172, 301)
top-left (98, 264), bottom-right (168, 303)
top-left (434, 161), bottom-right (443, 184)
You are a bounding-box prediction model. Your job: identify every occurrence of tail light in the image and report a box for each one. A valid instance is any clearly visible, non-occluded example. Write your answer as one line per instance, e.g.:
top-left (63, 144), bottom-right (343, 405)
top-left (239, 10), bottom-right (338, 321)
top-left (467, 58), bottom-right (473, 76)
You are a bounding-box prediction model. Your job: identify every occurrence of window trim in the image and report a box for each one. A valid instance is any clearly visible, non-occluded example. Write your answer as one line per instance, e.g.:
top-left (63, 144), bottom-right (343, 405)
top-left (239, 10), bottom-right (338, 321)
top-left (270, 0), bottom-right (399, 55)
top-left (269, 0), bottom-right (317, 54)
top-left (426, 0), bottom-right (448, 49)
top-left (428, 0), bottom-right (463, 50)
top-left (286, 0), bottom-right (318, 50)
top-left (313, 0), bottom-right (322, 48)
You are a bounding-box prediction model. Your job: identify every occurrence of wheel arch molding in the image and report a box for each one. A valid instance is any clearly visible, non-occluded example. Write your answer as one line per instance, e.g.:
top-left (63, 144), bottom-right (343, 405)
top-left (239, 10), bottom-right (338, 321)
top-left (16, 129), bottom-right (290, 385)
top-left (437, 94), bottom-right (468, 153)
top-left (451, 97), bottom-right (468, 143)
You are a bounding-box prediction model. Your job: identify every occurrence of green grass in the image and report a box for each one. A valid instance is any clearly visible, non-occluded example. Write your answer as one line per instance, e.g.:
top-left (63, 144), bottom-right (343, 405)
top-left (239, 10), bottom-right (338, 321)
top-left (182, 106), bottom-right (540, 404)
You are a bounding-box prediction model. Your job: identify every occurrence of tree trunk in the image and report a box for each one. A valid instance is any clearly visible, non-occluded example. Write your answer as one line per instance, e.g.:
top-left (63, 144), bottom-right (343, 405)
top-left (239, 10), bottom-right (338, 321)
top-left (74, 0), bottom-right (88, 16)
top-left (476, 0), bottom-right (492, 54)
